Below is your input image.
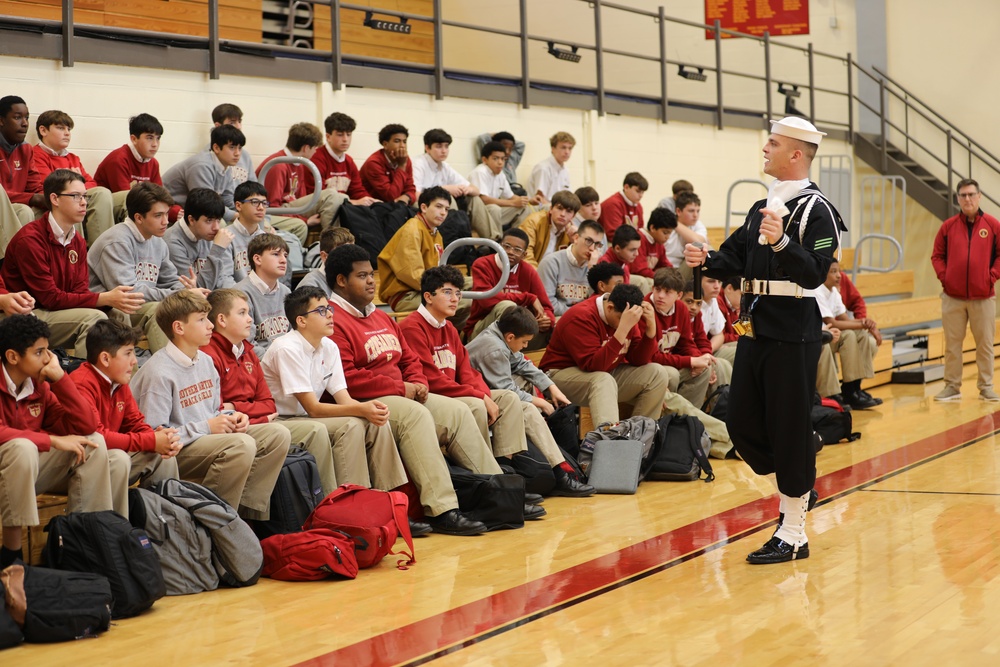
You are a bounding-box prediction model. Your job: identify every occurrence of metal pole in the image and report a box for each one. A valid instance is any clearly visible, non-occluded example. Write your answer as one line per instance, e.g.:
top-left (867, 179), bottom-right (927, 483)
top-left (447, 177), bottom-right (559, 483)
top-left (763, 31), bottom-right (771, 122)
top-left (879, 77), bottom-right (887, 173)
top-left (904, 94), bottom-right (909, 155)
top-left (946, 130), bottom-right (954, 216)
top-left (61, 0), bottom-right (74, 67)
top-left (807, 42), bottom-right (815, 124)
top-left (331, 0), bottom-right (342, 90)
top-left (714, 19), bottom-right (723, 130)
top-left (594, 0), bottom-right (605, 116)
top-left (658, 6), bottom-right (667, 123)
top-left (519, 0), bottom-right (530, 109)
top-left (846, 54), bottom-right (854, 144)
top-left (433, 0), bottom-right (444, 100)
top-left (208, 0), bottom-right (220, 80)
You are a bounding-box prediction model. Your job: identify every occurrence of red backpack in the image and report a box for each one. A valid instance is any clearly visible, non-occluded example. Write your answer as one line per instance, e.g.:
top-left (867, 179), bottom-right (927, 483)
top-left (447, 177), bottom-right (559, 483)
top-left (260, 529), bottom-right (360, 581)
top-left (303, 485), bottom-right (416, 570)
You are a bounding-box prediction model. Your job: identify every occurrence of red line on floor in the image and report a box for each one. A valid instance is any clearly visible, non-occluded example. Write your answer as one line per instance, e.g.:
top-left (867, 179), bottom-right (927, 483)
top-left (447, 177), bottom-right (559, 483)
top-left (294, 411), bottom-right (1000, 667)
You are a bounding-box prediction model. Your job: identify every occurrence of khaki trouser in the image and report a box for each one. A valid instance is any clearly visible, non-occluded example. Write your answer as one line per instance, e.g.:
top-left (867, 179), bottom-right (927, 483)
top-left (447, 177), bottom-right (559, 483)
top-left (281, 416), bottom-right (406, 492)
top-left (715, 341), bottom-right (738, 366)
top-left (520, 401), bottom-right (565, 466)
top-left (278, 419), bottom-right (338, 495)
top-left (421, 393), bottom-right (504, 475)
top-left (35, 186), bottom-right (114, 245)
top-left (176, 423), bottom-right (289, 520)
top-left (377, 395), bottom-right (459, 517)
top-left (829, 328), bottom-right (877, 384)
top-left (0, 188), bottom-right (33, 259)
top-left (660, 383), bottom-right (733, 457)
top-left (456, 389), bottom-right (528, 458)
top-left (630, 275), bottom-right (654, 296)
top-left (816, 344), bottom-right (842, 397)
top-left (467, 300), bottom-right (550, 350)
top-left (548, 364), bottom-right (668, 427)
top-left (277, 189), bottom-right (343, 234)
top-left (268, 215), bottom-right (308, 245)
top-left (112, 301), bottom-right (169, 352)
top-left (0, 434), bottom-right (113, 527)
top-left (941, 293), bottom-right (996, 392)
top-left (110, 189), bottom-right (129, 223)
top-left (662, 364), bottom-right (712, 409)
top-left (467, 198), bottom-right (528, 241)
top-left (33, 308), bottom-right (108, 359)
top-left (711, 357), bottom-right (733, 387)
top-left (107, 449), bottom-right (180, 518)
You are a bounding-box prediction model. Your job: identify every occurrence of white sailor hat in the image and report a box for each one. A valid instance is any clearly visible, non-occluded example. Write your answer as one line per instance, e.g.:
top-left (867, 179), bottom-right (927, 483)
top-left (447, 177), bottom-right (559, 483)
top-left (769, 117), bottom-right (826, 146)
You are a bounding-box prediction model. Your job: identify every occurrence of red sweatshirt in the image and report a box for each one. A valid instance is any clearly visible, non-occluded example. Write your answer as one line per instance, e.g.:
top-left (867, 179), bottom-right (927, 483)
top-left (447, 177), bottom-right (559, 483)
top-left (1, 217), bottom-right (100, 310)
top-left (837, 272), bottom-right (866, 318)
top-left (717, 293), bottom-right (739, 343)
top-left (399, 310), bottom-right (491, 399)
top-left (540, 295), bottom-right (655, 373)
top-left (647, 295), bottom-right (699, 368)
top-left (308, 147), bottom-right (369, 199)
top-left (630, 228), bottom-right (671, 278)
top-left (257, 149), bottom-right (311, 222)
top-left (202, 331), bottom-right (276, 424)
top-left (932, 211), bottom-right (1000, 299)
top-left (0, 373), bottom-right (98, 451)
top-left (465, 255), bottom-right (555, 337)
top-left (359, 150), bottom-right (415, 203)
top-left (0, 142), bottom-right (34, 205)
top-left (598, 191), bottom-right (644, 238)
top-left (690, 311), bottom-right (712, 355)
top-left (598, 247), bottom-right (632, 284)
top-left (70, 362), bottom-right (156, 452)
top-left (93, 144), bottom-right (163, 191)
top-left (27, 145), bottom-right (97, 192)
top-left (329, 300), bottom-right (429, 400)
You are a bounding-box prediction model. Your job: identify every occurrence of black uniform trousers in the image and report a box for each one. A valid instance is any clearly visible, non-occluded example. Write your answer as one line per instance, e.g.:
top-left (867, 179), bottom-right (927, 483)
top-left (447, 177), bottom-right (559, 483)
top-left (727, 332), bottom-right (820, 498)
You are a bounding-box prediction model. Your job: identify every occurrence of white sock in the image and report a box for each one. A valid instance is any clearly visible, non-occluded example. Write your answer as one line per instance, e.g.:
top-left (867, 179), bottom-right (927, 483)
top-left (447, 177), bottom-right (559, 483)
top-left (774, 491), bottom-right (810, 546)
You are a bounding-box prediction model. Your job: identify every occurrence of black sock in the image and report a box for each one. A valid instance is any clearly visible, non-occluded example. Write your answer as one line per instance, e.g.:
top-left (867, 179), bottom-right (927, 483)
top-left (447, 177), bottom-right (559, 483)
top-left (842, 379), bottom-right (860, 395)
top-left (0, 546), bottom-right (23, 569)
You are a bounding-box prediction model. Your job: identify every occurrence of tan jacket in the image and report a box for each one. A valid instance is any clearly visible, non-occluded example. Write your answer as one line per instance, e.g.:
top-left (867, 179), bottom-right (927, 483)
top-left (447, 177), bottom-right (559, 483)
top-left (377, 215), bottom-right (443, 305)
top-left (521, 210), bottom-right (573, 267)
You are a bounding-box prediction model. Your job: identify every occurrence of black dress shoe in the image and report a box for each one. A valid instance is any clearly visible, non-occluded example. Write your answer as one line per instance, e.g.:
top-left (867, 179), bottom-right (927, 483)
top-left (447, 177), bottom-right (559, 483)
top-left (747, 536), bottom-right (809, 564)
top-left (859, 389), bottom-right (883, 405)
top-left (525, 492), bottom-right (545, 505)
top-left (408, 518), bottom-right (433, 537)
top-left (777, 488), bottom-right (819, 527)
top-left (844, 390), bottom-right (879, 410)
top-left (550, 474), bottom-right (596, 497)
top-left (524, 503), bottom-right (547, 521)
top-left (425, 509), bottom-right (487, 536)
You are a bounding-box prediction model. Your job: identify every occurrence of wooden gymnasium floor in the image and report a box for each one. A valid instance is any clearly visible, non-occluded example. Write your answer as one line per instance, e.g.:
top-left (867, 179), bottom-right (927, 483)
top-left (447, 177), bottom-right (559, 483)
top-left (13, 362), bottom-right (1000, 666)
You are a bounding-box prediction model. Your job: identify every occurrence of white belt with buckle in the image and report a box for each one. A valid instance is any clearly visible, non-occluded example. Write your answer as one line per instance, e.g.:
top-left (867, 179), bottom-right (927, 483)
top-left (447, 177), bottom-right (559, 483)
top-left (742, 279), bottom-right (815, 298)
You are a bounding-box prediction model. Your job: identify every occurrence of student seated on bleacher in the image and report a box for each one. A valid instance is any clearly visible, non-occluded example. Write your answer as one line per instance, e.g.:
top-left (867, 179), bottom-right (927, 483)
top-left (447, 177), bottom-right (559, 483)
top-left (413, 128), bottom-right (481, 203)
top-left (162, 124), bottom-right (247, 223)
top-left (698, 274), bottom-right (736, 366)
top-left (307, 112), bottom-right (378, 207)
top-left (475, 130), bottom-right (525, 189)
top-left (538, 219), bottom-right (604, 317)
top-left (631, 207), bottom-right (675, 282)
top-left (326, 243), bottom-right (501, 536)
top-left (377, 186), bottom-right (472, 326)
top-left (2, 170), bottom-right (145, 360)
top-left (89, 182), bottom-right (199, 353)
top-left (682, 279), bottom-right (732, 387)
top-left (70, 320), bottom-right (180, 518)
top-left (466, 140), bottom-right (532, 240)
top-left (816, 259), bottom-right (881, 410)
top-left (131, 290), bottom-right (289, 519)
top-left (163, 188), bottom-right (236, 291)
top-left (587, 261), bottom-right (625, 296)
top-left (210, 103), bottom-right (256, 195)
top-left (0, 315), bottom-right (116, 569)
top-left (598, 225), bottom-right (651, 295)
top-left (715, 276), bottom-right (741, 362)
top-left (527, 131), bottom-right (575, 206)
top-left (520, 190), bottom-right (581, 267)
top-left (0, 96), bottom-right (39, 257)
top-left (599, 172), bottom-right (647, 238)
top-left (235, 233), bottom-right (291, 358)
top-left (296, 227), bottom-right (354, 298)
top-left (664, 191), bottom-right (707, 274)
top-left (26, 109), bottom-right (114, 244)
top-left (360, 123), bottom-right (415, 205)
top-left (256, 122), bottom-right (339, 232)
top-left (0, 276), bottom-right (33, 316)
top-left (656, 178), bottom-right (694, 214)
top-left (466, 306), bottom-right (595, 498)
top-left (204, 288), bottom-right (334, 495)
top-left (465, 228), bottom-right (554, 347)
top-left (93, 113), bottom-right (173, 224)
top-left (572, 186), bottom-right (601, 227)
top-left (540, 283), bottom-right (667, 428)
top-left (229, 180), bottom-right (299, 287)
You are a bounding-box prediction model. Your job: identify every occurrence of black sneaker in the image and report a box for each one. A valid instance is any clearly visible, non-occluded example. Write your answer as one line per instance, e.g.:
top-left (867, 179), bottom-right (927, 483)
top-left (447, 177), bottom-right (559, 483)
top-left (425, 509), bottom-right (487, 536)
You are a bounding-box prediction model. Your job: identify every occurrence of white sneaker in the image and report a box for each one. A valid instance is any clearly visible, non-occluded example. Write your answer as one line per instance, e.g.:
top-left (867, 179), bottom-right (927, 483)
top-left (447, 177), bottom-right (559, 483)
top-left (934, 386), bottom-right (961, 402)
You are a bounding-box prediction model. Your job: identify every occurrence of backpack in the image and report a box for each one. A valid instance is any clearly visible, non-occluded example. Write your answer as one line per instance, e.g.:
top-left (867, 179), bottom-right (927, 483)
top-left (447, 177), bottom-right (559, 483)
top-left (508, 439), bottom-right (557, 496)
top-left (128, 487), bottom-right (219, 595)
top-left (303, 241), bottom-right (322, 269)
top-left (42, 511), bottom-right (165, 619)
top-left (250, 447), bottom-right (325, 540)
top-left (580, 416), bottom-right (660, 479)
top-left (448, 467), bottom-right (526, 531)
top-left (148, 479), bottom-right (264, 588)
top-left (273, 228), bottom-right (305, 276)
top-left (1, 564), bottom-right (112, 643)
top-left (0, 570), bottom-right (24, 649)
top-left (702, 384), bottom-right (730, 421)
top-left (260, 529), bottom-right (362, 581)
top-left (438, 209), bottom-right (476, 268)
top-left (811, 404), bottom-right (860, 444)
top-left (335, 201), bottom-right (412, 260)
top-left (647, 414), bottom-right (716, 482)
top-left (546, 405), bottom-right (582, 458)
top-left (303, 484), bottom-right (416, 570)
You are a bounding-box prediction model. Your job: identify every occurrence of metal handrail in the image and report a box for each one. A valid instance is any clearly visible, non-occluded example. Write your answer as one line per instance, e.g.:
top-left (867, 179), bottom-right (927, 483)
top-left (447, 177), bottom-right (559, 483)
top-left (439, 239), bottom-right (507, 300)
top-left (724, 180), bottom-right (769, 237)
top-left (851, 234), bottom-right (902, 278)
top-left (257, 156), bottom-right (323, 217)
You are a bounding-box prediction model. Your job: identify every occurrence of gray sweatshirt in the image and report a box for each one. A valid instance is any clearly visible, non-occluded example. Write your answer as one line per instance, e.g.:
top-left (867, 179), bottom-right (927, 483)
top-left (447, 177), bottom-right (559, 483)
top-left (162, 150), bottom-right (240, 222)
top-left (88, 219), bottom-right (183, 302)
top-left (131, 344), bottom-right (222, 445)
top-left (295, 267), bottom-right (332, 298)
top-left (164, 220), bottom-right (237, 290)
top-left (236, 273), bottom-right (290, 358)
top-left (466, 321), bottom-right (553, 402)
top-left (537, 246), bottom-right (593, 316)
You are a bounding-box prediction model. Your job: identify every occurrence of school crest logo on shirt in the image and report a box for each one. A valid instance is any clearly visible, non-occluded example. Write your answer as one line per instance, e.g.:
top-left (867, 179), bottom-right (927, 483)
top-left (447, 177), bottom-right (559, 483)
top-left (28, 402), bottom-right (41, 417)
top-left (980, 229), bottom-right (989, 238)
top-left (68, 250), bottom-right (79, 264)
top-left (244, 361), bottom-right (254, 374)
top-left (13, 160), bottom-right (21, 169)
top-left (116, 401), bottom-right (125, 413)
top-left (386, 353), bottom-right (393, 362)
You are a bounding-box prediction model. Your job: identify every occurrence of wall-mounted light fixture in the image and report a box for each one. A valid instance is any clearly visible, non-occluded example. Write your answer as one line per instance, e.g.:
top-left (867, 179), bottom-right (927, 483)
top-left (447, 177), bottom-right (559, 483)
top-left (777, 83), bottom-right (801, 98)
top-left (547, 42), bottom-right (582, 63)
top-left (677, 65), bottom-right (707, 82)
top-left (364, 11), bottom-right (411, 34)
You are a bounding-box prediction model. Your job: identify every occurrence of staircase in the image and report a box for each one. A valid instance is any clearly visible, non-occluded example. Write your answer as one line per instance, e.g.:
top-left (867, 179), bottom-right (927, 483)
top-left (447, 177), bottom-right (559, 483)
top-left (852, 133), bottom-right (951, 221)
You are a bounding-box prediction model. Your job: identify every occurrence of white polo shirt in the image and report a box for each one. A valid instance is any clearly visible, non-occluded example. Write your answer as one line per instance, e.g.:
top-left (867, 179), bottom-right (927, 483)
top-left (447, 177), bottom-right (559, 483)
top-left (815, 284), bottom-right (846, 320)
top-left (467, 163), bottom-right (514, 200)
top-left (527, 155), bottom-right (571, 201)
top-left (700, 297), bottom-right (726, 336)
top-left (664, 219), bottom-right (708, 268)
top-left (412, 152), bottom-right (469, 192)
top-left (260, 329), bottom-right (348, 417)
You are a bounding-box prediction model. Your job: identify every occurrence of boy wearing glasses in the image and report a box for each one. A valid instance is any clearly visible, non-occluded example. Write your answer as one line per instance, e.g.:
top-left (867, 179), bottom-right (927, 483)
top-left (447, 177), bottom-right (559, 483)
top-left (235, 233), bottom-right (291, 357)
top-left (2, 170), bottom-right (144, 359)
top-left (538, 219), bottom-right (604, 316)
top-left (464, 228), bottom-right (554, 349)
top-left (229, 180), bottom-right (297, 288)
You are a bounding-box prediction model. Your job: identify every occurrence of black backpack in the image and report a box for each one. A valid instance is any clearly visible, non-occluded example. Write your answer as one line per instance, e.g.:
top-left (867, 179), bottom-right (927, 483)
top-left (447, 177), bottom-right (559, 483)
top-left (508, 439), bottom-right (557, 496)
top-left (438, 209), bottom-right (477, 267)
top-left (42, 511), bottom-right (165, 619)
top-left (2, 564), bottom-right (112, 643)
top-left (647, 414), bottom-right (716, 482)
top-left (546, 405), bottom-right (581, 458)
top-left (448, 466), bottom-right (525, 531)
top-left (335, 201), bottom-right (413, 260)
top-left (811, 404), bottom-right (860, 444)
top-left (702, 384), bottom-right (730, 421)
top-left (250, 447), bottom-right (325, 539)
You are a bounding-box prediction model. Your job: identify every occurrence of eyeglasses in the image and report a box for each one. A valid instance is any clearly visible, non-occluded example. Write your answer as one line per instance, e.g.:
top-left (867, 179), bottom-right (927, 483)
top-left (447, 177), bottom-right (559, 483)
top-left (241, 198), bottom-right (270, 208)
top-left (501, 243), bottom-right (527, 256)
top-left (304, 305), bottom-right (333, 317)
top-left (581, 236), bottom-right (605, 249)
top-left (435, 289), bottom-right (462, 299)
top-left (56, 192), bottom-right (89, 203)
top-left (957, 192), bottom-right (980, 199)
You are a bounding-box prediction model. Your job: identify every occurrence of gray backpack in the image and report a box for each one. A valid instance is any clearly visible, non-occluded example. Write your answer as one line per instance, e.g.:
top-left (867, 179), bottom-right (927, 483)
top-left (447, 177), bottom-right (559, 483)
top-left (148, 479), bottom-right (264, 588)
top-left (579, 416), bottom-right (660, 479)
top-left (128, 487), bottom-right (219, 595)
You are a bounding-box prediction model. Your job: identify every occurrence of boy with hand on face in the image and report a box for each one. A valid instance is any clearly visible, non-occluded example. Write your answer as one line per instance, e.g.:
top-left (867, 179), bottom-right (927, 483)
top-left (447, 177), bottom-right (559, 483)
top-left (466, 140), bottom-right (532, 240)
top-left (631, 207), bottom-right (675, 280)
top-left (360, 123), bottom-right (415, 205)
top-left (163, 188), bottom-right (236, 291)
top-left (681, 279), bottom-right (732, 387)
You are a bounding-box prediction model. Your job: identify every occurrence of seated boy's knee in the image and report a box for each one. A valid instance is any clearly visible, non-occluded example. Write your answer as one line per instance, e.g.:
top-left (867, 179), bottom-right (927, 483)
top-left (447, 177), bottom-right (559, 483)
top-left (590, 372), bottom-right (618, 397)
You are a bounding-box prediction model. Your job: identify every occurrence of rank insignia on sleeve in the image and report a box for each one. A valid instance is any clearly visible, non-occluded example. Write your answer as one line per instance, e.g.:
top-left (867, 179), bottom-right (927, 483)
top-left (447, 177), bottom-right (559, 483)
top-left (813, 237), bottom-right (833, 250)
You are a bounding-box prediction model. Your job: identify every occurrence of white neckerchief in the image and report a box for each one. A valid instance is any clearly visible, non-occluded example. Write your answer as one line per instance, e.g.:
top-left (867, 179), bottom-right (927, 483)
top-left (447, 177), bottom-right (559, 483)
top-left (766, 178), bottom-right (810, 216)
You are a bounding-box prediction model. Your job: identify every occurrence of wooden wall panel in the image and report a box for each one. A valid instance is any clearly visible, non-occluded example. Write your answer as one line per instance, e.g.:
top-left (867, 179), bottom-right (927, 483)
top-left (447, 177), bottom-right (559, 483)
top-left (313, 1), bottom-right (434, 65)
